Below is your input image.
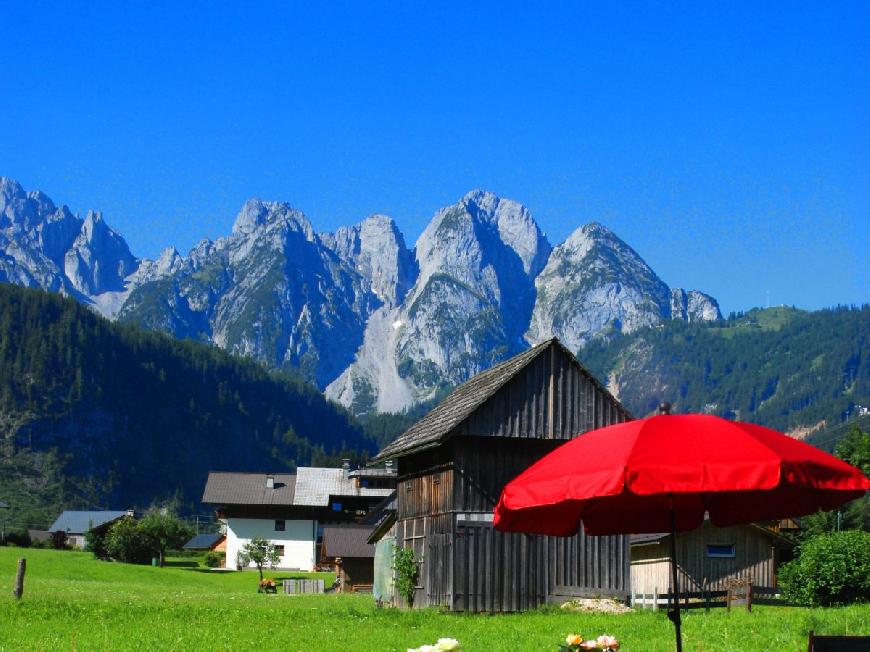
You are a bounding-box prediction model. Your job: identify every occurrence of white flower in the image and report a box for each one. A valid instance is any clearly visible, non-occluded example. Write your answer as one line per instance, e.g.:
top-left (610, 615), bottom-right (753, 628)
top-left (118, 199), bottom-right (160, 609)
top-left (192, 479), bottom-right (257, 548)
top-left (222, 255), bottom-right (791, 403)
top-left (435, 639), bottom-right (461, 651)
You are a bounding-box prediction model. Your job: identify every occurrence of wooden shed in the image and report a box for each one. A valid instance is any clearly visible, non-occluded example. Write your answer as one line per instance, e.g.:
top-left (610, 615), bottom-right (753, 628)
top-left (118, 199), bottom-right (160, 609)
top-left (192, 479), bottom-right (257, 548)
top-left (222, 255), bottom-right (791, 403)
top-left (372, 338), bottom-right (633, 612)
top-left (321, 524), bottom-right (376, 592)
top-left (630, 520), bottom-right (794, 594)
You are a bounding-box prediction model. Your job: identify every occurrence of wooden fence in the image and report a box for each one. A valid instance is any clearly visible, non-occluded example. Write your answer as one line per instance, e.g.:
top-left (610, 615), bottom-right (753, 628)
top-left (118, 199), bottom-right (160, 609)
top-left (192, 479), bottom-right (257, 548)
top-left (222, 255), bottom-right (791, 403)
top-left (631, 585), bottom-right (789, 611)
top-left (283, 579), bottom-right (324, 595)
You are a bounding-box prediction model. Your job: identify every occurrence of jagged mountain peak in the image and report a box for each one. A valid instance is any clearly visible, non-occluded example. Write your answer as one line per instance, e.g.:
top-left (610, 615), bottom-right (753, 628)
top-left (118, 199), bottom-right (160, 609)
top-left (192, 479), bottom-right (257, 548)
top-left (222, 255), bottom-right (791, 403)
top-left (0, 176), bottom-right (25, 198)
top-left (231, 198), bottom-right (314, 239)
top-left (526, 219), bottom-right (719, 353)
top-left (321, 212), bottom-right (417, 307)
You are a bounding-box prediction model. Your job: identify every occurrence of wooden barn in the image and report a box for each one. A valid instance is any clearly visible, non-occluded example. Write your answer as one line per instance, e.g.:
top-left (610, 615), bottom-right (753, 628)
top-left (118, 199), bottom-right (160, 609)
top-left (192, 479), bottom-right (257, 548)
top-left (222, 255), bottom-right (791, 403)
top-left (371, 338), bottom-right (633, 612)
top-left (630, 520), bottom-right (794, 595)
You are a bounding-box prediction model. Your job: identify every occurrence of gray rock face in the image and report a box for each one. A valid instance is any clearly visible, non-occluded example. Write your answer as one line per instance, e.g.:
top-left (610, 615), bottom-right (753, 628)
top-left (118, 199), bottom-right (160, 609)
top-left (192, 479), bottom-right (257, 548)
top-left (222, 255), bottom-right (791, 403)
top-left (0, 177), bottom-right (139, 309)
top-left (326, 190), bottom-right (552, 413)
top-left (526, 223), bottom-right (722, 353)
top-left (321, 214), bottom-right (417, 307)
top-left (1, 177), bottom-right (720, 410)
top-left (117, 199), bottom-right (380, 387)
top-left (670, 288), bottom-right (722, 322)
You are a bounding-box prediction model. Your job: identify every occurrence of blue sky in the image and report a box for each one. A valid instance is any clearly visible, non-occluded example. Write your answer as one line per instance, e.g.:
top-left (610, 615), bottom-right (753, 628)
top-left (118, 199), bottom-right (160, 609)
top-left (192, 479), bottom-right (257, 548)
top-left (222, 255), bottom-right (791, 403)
top-left (1, 1), bottom-right (866, 314)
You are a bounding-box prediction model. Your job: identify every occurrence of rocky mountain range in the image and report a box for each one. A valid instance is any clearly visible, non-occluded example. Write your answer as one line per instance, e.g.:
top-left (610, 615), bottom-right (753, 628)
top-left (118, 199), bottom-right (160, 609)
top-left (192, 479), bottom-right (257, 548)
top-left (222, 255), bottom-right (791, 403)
top-left (0, 177), bottom-right (720, 413)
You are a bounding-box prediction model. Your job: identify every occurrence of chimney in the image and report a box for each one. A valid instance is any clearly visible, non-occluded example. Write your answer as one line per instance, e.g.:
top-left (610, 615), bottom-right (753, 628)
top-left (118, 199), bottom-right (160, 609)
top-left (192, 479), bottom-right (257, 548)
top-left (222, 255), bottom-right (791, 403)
top-left (266, 474), bottom-right (275, 489)
top-left (126, 509), bottom-right (135, 518)
top-left (341, 459), bottom-right (351, 480)
top-left (658, 402), bottom-right (672, 415)
top-left (385, 460), bottom-right (394, 473)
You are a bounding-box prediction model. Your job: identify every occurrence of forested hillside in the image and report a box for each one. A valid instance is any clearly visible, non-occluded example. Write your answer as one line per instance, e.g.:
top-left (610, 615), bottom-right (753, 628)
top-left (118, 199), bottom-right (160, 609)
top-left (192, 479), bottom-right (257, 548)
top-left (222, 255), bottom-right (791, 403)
top-left (582, 306), bottom-right (870, 436)
top-left (0, 284), bottom-right (374, 532)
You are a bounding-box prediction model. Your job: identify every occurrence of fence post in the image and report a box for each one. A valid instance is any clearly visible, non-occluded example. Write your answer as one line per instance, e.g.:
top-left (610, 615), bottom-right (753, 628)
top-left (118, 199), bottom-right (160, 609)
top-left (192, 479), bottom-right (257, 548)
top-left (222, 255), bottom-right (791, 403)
top-left (12, 558), bottom-right (26, 599)
top-left (653, 586), bottom-right (658, 612)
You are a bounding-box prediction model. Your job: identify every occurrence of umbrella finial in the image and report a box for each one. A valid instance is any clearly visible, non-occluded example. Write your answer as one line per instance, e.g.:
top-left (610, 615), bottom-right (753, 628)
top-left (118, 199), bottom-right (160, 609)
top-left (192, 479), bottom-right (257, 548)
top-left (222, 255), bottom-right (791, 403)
top-left (658, 402), bottom-right (672, 415)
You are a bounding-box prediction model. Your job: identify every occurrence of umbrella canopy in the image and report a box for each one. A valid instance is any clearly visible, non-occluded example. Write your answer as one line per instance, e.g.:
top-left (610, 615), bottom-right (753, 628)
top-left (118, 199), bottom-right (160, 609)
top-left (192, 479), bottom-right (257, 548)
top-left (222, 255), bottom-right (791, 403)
top-left (494, 413), bottom-right (870, 537)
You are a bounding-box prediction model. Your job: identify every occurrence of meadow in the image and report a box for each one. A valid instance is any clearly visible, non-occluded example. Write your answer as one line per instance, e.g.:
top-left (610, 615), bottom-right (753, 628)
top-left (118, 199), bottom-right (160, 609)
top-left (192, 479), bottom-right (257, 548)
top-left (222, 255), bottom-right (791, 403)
top-left (1, 547), bottom-right (867, 651)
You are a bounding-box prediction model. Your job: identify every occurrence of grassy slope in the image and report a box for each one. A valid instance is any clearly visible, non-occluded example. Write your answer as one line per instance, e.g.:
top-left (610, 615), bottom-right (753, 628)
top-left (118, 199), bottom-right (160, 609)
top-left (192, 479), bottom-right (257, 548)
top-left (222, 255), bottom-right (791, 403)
top-left (1, 548), bottom-right (868, 651)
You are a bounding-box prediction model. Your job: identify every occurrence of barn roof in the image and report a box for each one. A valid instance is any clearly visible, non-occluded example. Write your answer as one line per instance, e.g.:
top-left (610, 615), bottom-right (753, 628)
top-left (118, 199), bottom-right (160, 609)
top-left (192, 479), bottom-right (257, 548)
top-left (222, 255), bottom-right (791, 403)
top-left (373, 338), bottom-right (624, 461)
top-left (321, 525), bottom-right (376, 558)
top-left (49, 510), bottom-right (128, 534)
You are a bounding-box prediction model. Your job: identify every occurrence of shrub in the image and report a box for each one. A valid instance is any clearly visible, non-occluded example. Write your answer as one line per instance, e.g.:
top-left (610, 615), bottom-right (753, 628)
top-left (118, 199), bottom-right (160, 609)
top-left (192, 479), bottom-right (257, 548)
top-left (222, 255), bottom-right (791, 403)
top-left (204, 551), bottom-right (225, 568)
top-left (50, 530), bottom-right (69, 550)
top-left (105, 517), bottom-right (152, 564)
top-left (85, 527), bottom-right (109, 560)
top-left (779, 530), bottom-right (870, 606)
top-left (393, 546), bottom-right (418, 608)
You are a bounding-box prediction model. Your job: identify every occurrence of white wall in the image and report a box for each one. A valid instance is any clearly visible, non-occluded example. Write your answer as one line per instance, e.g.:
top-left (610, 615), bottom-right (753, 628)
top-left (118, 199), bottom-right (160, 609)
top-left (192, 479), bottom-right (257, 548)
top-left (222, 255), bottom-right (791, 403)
top-left (225, 518), bottom-right (316, 571)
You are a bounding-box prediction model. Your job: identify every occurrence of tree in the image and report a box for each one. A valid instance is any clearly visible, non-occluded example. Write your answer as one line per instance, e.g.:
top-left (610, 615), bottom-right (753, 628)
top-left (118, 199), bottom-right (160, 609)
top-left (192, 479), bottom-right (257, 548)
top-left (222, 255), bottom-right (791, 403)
top-left (799, 425), bottom-right (870, 537)
top-left (137, 511), bottom-right (193, 567)
top-left (779, 530), bottom-right (870, 606)
top-left (85, 526), bottom-right (109, 560)
top-left (105, 517), bottom-right (152, 564)
top-left (237, 536), bottom-right (280, 580)
top-left (835, 425), bottom-right (870, 477)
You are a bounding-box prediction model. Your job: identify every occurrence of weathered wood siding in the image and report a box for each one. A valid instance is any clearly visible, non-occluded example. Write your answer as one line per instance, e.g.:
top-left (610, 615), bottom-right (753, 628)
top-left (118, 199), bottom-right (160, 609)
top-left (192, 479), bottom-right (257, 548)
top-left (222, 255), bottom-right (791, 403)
top-left (630, 523), bottom-right (781, 594)
top-left (455, 343), bottom-right (630, 440)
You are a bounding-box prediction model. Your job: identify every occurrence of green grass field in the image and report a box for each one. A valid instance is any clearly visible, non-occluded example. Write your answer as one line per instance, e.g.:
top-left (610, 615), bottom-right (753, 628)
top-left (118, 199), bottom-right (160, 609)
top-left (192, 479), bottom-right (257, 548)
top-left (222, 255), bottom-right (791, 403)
top-left (1, 547), bottom-right (867, 651)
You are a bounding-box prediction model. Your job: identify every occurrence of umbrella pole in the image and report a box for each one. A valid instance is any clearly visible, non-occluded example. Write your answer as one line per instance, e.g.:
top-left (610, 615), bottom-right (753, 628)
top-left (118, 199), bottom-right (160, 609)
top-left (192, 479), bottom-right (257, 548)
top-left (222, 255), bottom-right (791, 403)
top-left (668, 499), bottom-right (683, 652)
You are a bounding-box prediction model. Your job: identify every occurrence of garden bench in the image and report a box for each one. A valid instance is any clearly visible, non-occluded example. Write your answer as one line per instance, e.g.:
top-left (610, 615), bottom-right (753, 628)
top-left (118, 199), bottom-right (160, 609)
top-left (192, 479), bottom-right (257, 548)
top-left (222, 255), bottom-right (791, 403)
top-left (807, 630), bottom-right (870, 651)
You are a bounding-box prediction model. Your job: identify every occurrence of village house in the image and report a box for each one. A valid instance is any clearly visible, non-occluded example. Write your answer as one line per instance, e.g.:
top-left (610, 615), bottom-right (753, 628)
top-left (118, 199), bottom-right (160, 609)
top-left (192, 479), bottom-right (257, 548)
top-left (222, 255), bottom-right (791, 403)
top-left (202, 462), bottom-right (395, 571)
top-left (370, 338), bottom-right (633, 612)
top-left (49, 510), bottom-right (133, 549)
top-left (630, 520), bottom-right (795, 595)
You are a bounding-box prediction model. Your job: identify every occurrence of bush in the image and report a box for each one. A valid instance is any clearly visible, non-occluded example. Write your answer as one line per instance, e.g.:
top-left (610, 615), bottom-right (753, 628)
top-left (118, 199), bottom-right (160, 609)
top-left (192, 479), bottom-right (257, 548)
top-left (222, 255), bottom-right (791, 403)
top-left (393, 546), bottom-right (418, 607)
top-left (105, 517), bottom-right (153, 564)
top-left (85, 528), bottom-right (109, 560)
top-left (204, 551), bottom-right (224, 568)
top-left (779, 530), bottom-right (870, 606)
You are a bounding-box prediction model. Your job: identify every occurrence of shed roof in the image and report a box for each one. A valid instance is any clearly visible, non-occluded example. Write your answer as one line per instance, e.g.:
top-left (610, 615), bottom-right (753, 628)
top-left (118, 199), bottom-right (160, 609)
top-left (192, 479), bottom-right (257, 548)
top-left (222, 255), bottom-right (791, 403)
top-left (183, 533), bottom-right (225, 550)
top-left (629, 523), bottom-right (794, 547)
top-left (373, 338), bottom-right (624, 461)
top-left (28, 529), bottom-right (51, 543)
top-left (49, 511), bottom-right (128, 534)
top-left (321, 525), bottom-right (376, 558)
top-left (202, 473), bottom-right (297, 505)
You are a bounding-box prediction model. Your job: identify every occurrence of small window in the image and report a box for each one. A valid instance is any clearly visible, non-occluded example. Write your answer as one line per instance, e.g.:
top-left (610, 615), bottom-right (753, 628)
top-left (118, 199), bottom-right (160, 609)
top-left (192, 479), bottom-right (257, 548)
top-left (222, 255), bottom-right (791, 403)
top-left (331, 502), bottom-right (342, 512)
top-left (706, 544), bottom-right (735, 558)
top-left (274, 545), bottom-right (285, 557)
top-left (275, 519), bottom-right (285, 532)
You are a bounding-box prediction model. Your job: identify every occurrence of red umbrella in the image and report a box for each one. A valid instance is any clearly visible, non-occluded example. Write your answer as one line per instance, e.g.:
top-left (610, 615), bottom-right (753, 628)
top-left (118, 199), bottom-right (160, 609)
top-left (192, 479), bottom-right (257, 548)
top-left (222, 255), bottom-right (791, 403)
top-left (493, 409), bottom-right (870, 651)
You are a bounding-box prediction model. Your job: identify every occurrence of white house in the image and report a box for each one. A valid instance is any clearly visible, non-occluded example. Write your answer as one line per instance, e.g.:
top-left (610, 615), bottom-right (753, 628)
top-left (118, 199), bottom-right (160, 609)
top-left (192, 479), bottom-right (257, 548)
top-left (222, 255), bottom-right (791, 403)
top-left (202, 463), bottom-right (395, 571)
